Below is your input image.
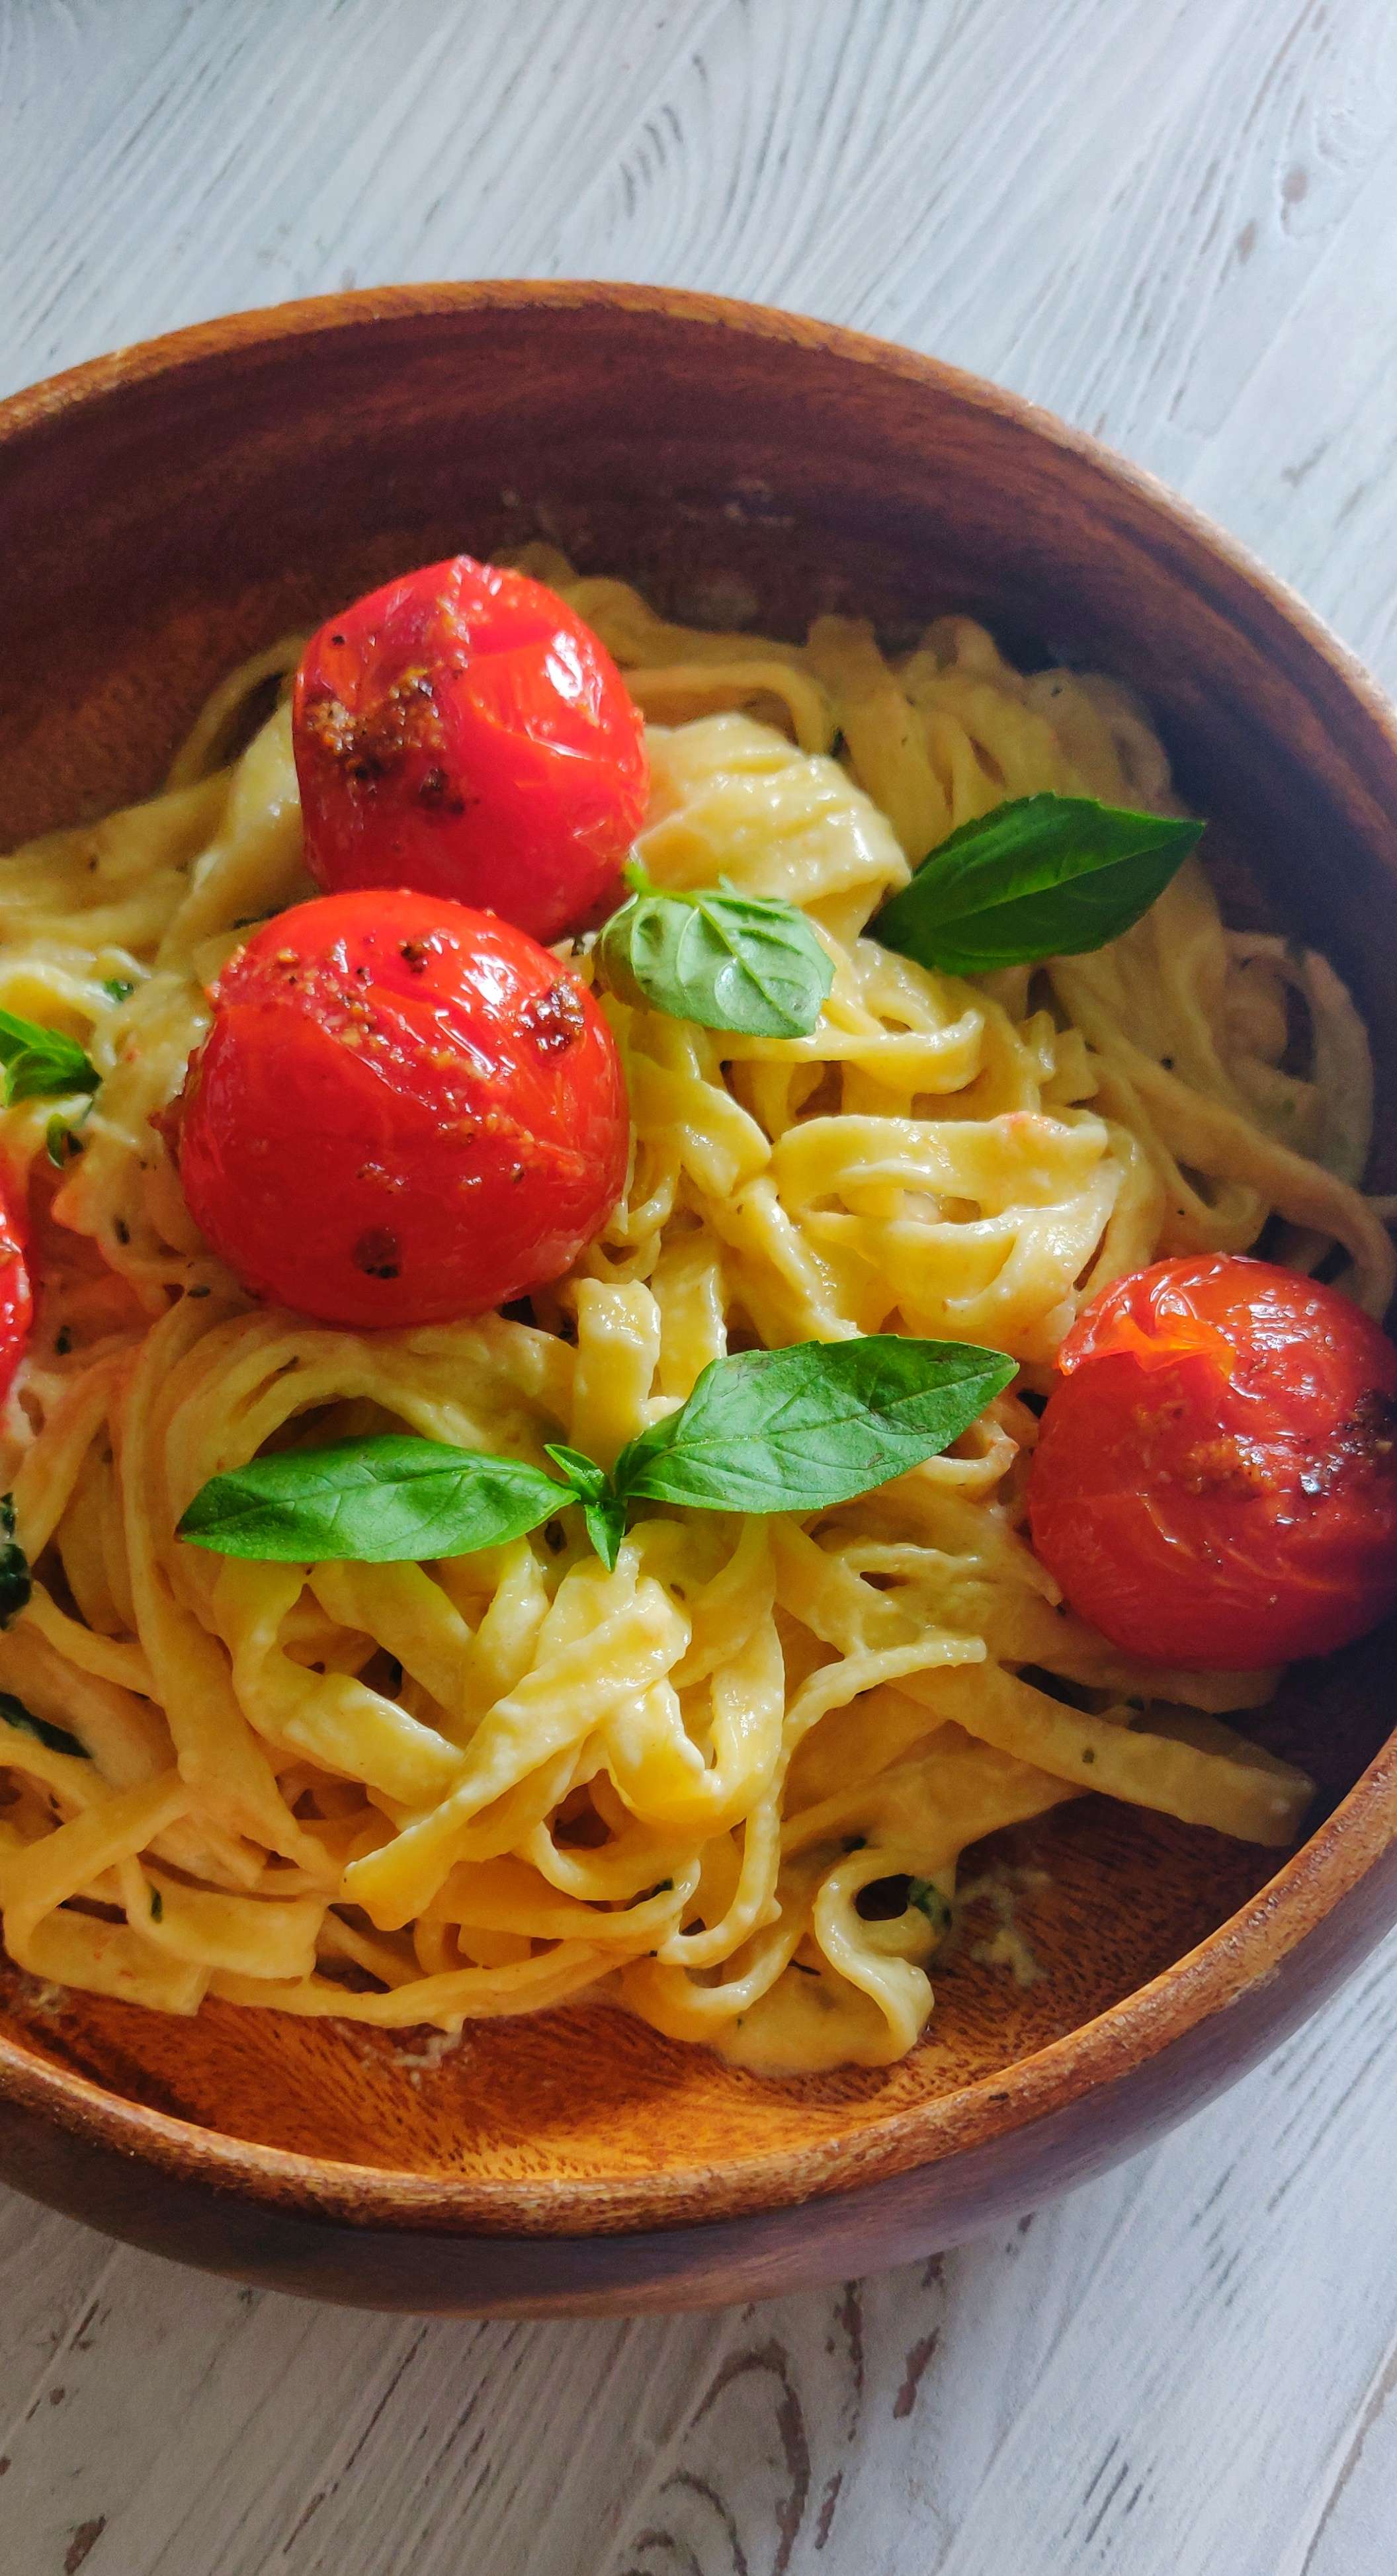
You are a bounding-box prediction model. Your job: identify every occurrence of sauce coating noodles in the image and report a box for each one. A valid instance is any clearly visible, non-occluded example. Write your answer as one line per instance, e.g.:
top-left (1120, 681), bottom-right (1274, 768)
top-left (0, 559), bottom-right (1381, 2072)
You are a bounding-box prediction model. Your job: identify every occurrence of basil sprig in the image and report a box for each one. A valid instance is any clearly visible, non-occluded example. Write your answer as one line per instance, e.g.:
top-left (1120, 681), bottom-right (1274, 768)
top-left (0, 1006), bottom-right (99, 1108)
top-left (870, 792), bottom-right (1203, 976)
top-left (596, 864), bottom-right (833, 1039)
top-left (178, 1333), bottom-right (1015, 1571)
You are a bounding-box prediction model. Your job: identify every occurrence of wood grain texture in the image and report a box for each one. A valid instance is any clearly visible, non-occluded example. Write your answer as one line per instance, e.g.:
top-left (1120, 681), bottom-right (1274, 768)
top-left (3, 0), bottom-right (1397, 2567)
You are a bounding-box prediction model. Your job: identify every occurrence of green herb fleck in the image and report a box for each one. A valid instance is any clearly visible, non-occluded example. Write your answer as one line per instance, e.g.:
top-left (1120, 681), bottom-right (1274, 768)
top-left (0, 1689), bottom-right (87, 1760)
top-left (908, 1878), bottom-right (952, 1931)
top-left (46, 1113), bottom-right (86, 1169)
top-left (0, 1497), bottom-right (30, 1630)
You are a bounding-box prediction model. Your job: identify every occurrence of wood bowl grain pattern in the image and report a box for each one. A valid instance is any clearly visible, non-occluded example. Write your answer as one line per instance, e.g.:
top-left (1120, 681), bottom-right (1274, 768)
top-left (1, 282), bottom-right (1396, 2315)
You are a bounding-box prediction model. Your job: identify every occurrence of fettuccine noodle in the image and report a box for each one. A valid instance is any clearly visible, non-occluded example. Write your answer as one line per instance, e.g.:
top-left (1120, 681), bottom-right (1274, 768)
top-left (0, 554), bottom-right (1383, 2072)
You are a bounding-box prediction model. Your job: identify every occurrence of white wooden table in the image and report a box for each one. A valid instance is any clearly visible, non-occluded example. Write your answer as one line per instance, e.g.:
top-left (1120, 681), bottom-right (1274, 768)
top-left (3, 3), bottom-right (1397, 2568)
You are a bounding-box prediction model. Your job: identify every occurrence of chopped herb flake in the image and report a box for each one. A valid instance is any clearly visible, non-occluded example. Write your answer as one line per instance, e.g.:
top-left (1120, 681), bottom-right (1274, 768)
top-left (46, 1114), bottom-right (86, 1169)
top-left (907, 1877), bottom-right (952, 1931)
top-left (0, 1690), bottom-right (86, 1759)
top-left (0, 1496), bottom-right (30, 1628)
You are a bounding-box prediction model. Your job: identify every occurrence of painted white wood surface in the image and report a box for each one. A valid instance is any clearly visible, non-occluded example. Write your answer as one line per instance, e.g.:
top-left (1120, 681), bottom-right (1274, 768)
top-left (2, 2), bottom-right (1397, 2568)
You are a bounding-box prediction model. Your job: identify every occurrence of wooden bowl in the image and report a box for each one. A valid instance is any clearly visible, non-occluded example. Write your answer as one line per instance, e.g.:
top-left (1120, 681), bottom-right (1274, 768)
top-left (1, 283), bottom-right (1396, 2316)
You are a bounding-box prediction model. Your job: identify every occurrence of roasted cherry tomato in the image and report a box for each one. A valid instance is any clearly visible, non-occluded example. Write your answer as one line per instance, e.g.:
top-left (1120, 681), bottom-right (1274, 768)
top-left (1027, 1254), bottom-right (1397, 1669)
top-left (0, 1167), bottom-right (31, 1396)
top-left (174, 891), bottom-right (628, 1329)
top-left (292, 554), bottom-right (649, 944)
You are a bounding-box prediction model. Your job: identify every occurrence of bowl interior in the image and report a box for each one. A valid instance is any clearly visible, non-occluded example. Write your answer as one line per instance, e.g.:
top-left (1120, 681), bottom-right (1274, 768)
top-left (2, 288), bottom-right (1395, 2218)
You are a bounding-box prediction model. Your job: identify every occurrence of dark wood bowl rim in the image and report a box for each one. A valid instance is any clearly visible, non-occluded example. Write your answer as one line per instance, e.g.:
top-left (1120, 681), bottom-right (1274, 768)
top-left (1, 278), bottom-right (1395, 2239)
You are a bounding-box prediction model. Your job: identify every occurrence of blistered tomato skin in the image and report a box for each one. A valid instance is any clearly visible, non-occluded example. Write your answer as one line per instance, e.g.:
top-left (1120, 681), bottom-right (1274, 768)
top-left (1027, 1254), bottom-right (1397, 1670)
top-left (175, 891), bottom-right (628, 1330)
top-left (292, 556), bottom-right (649, 944)
top-left (0, 1169), bottom-right (32, 1396)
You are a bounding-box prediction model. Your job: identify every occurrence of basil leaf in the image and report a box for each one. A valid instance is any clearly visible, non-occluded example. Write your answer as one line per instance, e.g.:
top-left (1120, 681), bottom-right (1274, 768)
top-left (177, 1434), bottom-right (572, 1563)
top-left (0, 1688), bottom-right (87, 1761)
top-left (101, 977), bottom-right (136, 1005)
top-left (0, 1007), bottom-right (99, 1108)
top-left (870, 793), bottom-right (1203, 976)
top-left (0, 1495), bottom-right (31, 1628)
top-left (613, 1335), bottom-right (1015, 1516)
top-left (597, 879), bottom-right (833, 1038)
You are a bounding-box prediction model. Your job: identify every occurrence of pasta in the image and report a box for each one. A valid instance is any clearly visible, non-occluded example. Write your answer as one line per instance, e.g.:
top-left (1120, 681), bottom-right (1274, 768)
top-left (0, 556), bottom-right (1384, 2075)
